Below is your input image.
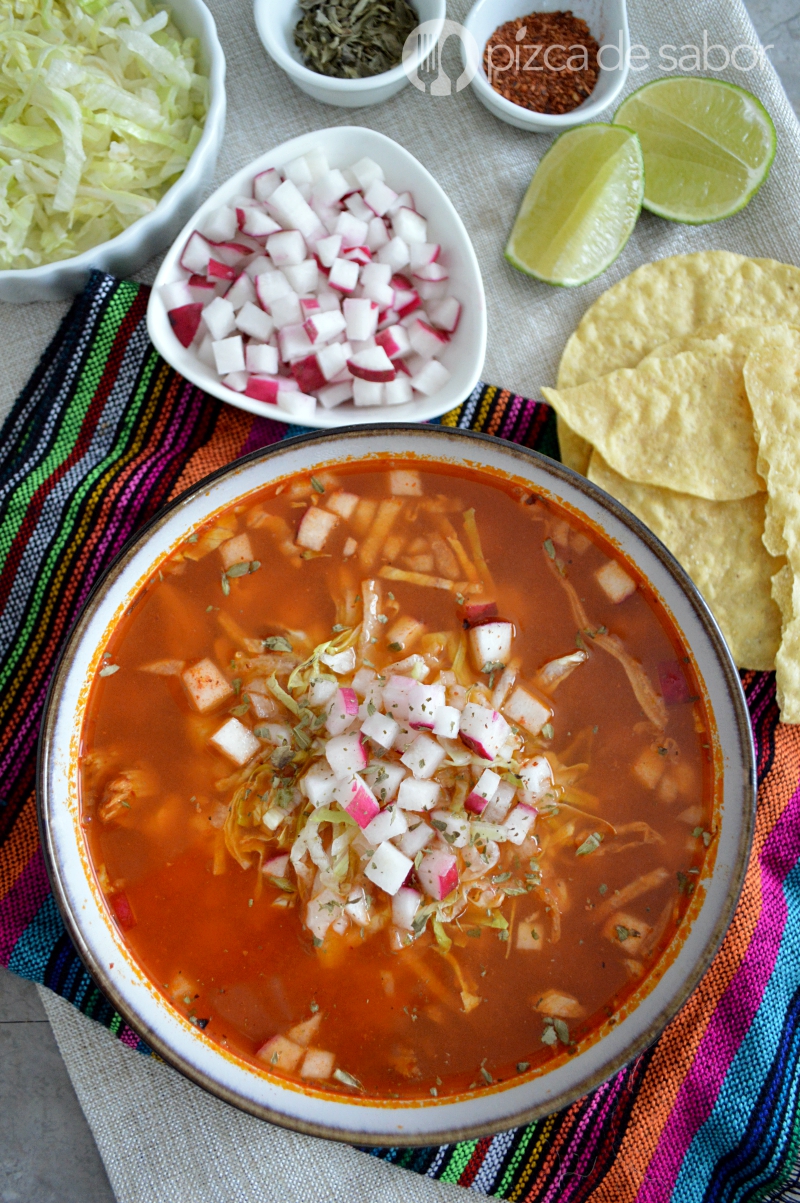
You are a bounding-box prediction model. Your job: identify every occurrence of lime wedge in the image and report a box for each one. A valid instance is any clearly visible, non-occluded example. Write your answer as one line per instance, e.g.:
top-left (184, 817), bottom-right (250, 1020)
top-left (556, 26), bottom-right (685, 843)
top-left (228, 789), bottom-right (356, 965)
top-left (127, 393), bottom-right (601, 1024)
top-left (505, 124), bottom-right (644, 288)
top-left (614, 76), bottom-right (776, 224)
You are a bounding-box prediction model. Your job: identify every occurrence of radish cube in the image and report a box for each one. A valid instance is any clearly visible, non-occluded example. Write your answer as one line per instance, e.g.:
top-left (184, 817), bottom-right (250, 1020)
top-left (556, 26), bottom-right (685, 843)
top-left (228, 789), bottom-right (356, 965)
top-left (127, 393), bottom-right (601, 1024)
top-left (300, 1049), bottom-right (336, 1081)
top-left (297, 505), bottom-right (338, 550)
top-left (401, 733), bottom-right (446, 779)
top-left (417, 849), bottom-right (458, 901)
top-left (344, 192), bottom-right (374, 223)
top-left (364, 180), bottom-right (398, 217)
top-left (335, 211), bottom-right (369, 249)
top-left (278, 323), bottom-right (313, 362)
top-left (235, 301), bottom-right (274, 341)
top-left (268, 179), bottom-right (325, 241)
top-left (325, 732), bottom-right (367, 777)
top-left (303, 762), bottom-right (339, 809)
top-left (318, 381), bottom-right (353, 409)
top-left (465, 768), bottom-right (501, 815)
top-left (343, 297), bottom-right (378, 342)
top-left (428, 297), bottom-right (462, 333)
top-left (411, 359), bottom-right (451, 396)
top-left (352, 379), bottom-right (384, 407)
top-left (343, 245), bottom-right (372, 267)
top-left (222, 371), bottom-right (248, 392)
top-left (168, 302), bottom-right (203, 347)
top-left (180, 231), bottom-right (212, 275)
top-left (198, 205), bottom-right (237, 243)
top-left (212, 335), bottom-right (245, 375)
top-left (364, 841), bottom-right (412, 896)
top-left (361, 710), bottom-right (400, 749)
top-left (519, 755), bottom-right (554, 803)
top-left (468, 620), bottom-right (514, 670)
top-left (312, 169), bottom-right (350, 207)
top-left (366, 217), bottom-right (390, 251)
top-left (309, 678), bottom-right (338, 707)
top-left (304, 309), bottom-right (347, 345)
top-left (244, 376), bottom-right (279, 403)
top-left (361, 276), bottom-right (394, 309)
top-left (254, 168), bottom-right (282, 202)
top-left (413, 261), bottom-right (449, 283)
top-left (363, 803), bottom-right (408, 844)
top-left (396, 774), bottom-right (440, 813)
top-left (285, 260), bottom-right (319, 295)
top-left (483, 779), bottom-right (516, 823)
top-left (328, 258), bottom-right (359, 294)
top-left (268, 292), bottom-right (302, 330)
top-left (320, 647), bottom-right (357, 675)
top-left (278, 390), bottom-right (316, 422)
top-left (263, 852), bottom-right (290, 877)
top-left (347, 346), bottom-right (395, 382)
top-left (226, 272), bottom-right (257, 311)
top-left (182, 658), bottom-right (232, 712)
top-left (377, 237), bottom-right (410, 270)
top-left (305, 150), bottom-right (329, 182)
top-left (284, 154), bottom-right (313, 187)
top-left (245, 343), bottom-right (279, 374)
top-left (327, 491), bottom-right (359, 521)
top-left (160, 279), bottom-right (194, 311)
top-left (300, 296), bottom-right (321, 317)
top-left (315, 234), bottom-right (343, 267)
top-left (504, 686), bottom-right (552, 737)
top-left (417, 279), bottom-right (449, 302)
top-left (207, 240), bottom-right (250, 267)
top-left (395, 820), bottom-right (434, 860)
top-left (409, 243), bottom-right (440, 269)
top-left (351, 157), bottom-right (385, 190)
top-left (268, 230), bottom-right (307, 267)
top-left (394, 288), bottom-right (421, 320)
top-left (389, 468), bottom-right (423, 497)
top-left (393, 207), bottom-right (428, 244)
top-left (387, 189), bottom-right (414, 215)
top-left (459, 703), bottom-right (512, 762)
top-left (326, 686), bottom-right (359, 735)
top-left (317, 288), bottom-right (342, 312)
top-left (596, 560), bottom-right (637, 603)
top-left (341, 774), bottom-right (380, 827)
top-left (210, 717), bottom-right (261, 765)
top-left (207, 258), bottom-right (236, 282)
top-left (363, 761), bottom-right (407, 805)
top-left (375, 324), bottom-right (411, 359)
top-left (196, 334), bottom-right (215, 367)
top-left (315, 342), bottom-right (348, 382)
top-left (392, 886), bottom-right (422, 929)
top-left (202, 296), bottom-right (236, 340)
top-left (431, 808), bottom-right (469, 847)
top-left (408, 318), bottom-right (449, 359)
top-left (245, 254), bottom-right (272, 280)
top-left (432, 705), bottom-right (460, 738)
top-left (504, 803), bottom-right (537, 845)
top-left (255, 269), bottom-right (291, 306)
top-left (187, 275), bottom-right (217, 302)
top-left (384, 377), bottom-right (413, 406)
top-left (256, 1034), bottom-right (304, 1071)
top-left (237, 207), bottom-right (281, 238)
top-left (289, 353), bottom-right (324, 392)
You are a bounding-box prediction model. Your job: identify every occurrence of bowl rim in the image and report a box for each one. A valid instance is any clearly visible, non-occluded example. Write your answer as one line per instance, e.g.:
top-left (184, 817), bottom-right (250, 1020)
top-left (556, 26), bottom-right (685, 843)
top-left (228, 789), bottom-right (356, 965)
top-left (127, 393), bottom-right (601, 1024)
top-left (146, 125), bottom-right (487, 429)
top-left (37, 423), bottom-right (755, 1144)
top-left (0, 0), bottom-right (227, 286)
top-left (253, 0), bottom-right (447, 93)
top-left (462, 0), bottom-right (630, 128)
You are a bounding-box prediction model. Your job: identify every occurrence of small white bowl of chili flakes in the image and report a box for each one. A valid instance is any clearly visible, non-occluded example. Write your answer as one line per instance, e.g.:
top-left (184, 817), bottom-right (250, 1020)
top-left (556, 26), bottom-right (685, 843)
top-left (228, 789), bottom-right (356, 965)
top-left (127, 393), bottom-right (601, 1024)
top-left (462, 0), bottom-right (630, 132)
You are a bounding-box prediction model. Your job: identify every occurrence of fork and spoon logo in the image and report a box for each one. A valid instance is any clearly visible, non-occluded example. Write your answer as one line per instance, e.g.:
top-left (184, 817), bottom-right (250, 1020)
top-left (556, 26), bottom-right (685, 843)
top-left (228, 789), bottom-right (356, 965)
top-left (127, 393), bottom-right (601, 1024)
top-left (402, 20), bottom-right (480, 95)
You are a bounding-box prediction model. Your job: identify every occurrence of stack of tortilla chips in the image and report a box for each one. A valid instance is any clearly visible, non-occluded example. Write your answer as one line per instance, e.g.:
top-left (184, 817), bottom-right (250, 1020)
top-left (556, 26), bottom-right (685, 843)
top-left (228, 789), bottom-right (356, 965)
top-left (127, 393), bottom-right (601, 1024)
top-left (542, 251), bottom-right (800, 721)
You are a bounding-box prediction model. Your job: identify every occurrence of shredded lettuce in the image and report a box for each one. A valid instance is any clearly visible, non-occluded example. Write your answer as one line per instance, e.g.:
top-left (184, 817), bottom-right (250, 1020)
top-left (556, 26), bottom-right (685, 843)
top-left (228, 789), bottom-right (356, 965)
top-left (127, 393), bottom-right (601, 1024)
top-left (0, 0), bottom-right (208, 269)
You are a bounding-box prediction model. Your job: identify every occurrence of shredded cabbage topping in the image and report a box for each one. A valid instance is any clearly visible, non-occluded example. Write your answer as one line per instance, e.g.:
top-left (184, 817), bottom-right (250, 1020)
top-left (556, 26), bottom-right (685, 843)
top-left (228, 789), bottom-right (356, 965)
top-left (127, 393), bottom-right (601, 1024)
top-left (0, 0), bottom-right (208, 269)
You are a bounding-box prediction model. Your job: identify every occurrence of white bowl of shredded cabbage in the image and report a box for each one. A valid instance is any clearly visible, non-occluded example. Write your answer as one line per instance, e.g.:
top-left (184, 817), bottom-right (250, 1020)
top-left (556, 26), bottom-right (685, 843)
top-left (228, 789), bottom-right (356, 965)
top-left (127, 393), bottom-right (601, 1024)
top-left (0, 0), bottom-right (226, 303)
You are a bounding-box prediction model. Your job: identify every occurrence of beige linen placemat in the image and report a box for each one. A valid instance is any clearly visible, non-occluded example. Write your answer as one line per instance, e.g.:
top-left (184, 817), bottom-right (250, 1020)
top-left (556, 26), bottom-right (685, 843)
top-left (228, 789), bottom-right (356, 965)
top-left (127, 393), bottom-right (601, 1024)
top-left (1, 0), bottom-right (797, 1199)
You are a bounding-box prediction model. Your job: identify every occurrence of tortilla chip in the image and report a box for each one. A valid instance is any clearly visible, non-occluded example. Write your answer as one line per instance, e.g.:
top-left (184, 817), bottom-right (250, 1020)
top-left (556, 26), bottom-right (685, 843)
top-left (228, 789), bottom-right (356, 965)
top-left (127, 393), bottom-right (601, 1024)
top-left (587, 451), bottom-right (782, 671)
top-left (557, 416), bottom-right (592, 475)
top-left (642, 323), bottom-right (800, 364)
top-left (543, 349), bottom-right (762, 501)
top-left (744, 343), bottom-right (800, 719)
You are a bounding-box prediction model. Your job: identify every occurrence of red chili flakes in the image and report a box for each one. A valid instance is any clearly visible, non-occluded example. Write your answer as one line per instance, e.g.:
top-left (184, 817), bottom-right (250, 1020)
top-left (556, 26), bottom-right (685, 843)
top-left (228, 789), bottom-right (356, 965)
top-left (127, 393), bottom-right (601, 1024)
top-left (483, 11), bottom-right (600, 115)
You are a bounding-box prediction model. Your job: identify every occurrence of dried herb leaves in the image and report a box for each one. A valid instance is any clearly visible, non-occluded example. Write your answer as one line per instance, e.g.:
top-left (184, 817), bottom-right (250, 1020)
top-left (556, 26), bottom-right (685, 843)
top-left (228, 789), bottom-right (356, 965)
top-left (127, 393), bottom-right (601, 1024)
top-left (294, 0), bottom-right (419, 80)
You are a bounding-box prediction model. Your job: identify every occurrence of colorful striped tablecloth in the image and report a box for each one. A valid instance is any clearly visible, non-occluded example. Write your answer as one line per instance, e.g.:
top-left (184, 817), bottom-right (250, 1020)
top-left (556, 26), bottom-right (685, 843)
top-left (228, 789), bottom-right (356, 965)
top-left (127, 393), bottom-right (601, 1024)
top-left (2, 272), bottom-right (800, 1201)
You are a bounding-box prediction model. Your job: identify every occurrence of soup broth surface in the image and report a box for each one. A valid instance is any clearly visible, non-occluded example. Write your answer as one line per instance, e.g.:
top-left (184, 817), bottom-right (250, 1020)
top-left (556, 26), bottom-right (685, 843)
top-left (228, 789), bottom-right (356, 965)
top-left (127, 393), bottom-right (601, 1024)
top-left (80, 459), bottom-right (712, 1099)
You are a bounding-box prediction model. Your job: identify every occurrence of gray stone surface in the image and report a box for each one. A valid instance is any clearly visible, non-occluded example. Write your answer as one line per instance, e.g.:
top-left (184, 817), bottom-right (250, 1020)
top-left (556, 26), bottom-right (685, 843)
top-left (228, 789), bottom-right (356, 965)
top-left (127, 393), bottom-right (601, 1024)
top-left (0, 5), bottom-right (798, 1201)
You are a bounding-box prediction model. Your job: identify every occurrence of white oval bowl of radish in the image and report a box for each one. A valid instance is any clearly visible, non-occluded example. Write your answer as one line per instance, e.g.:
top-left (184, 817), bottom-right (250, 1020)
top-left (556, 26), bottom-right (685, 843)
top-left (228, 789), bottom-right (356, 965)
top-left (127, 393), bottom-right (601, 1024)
top-left (147, 127), bottom-right (487, 428)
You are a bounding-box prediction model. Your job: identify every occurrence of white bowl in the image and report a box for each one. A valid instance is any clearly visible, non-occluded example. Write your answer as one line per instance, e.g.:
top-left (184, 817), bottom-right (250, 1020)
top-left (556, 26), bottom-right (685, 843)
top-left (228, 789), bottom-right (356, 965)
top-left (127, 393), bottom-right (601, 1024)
top-left (147, 126), bottom-right (487, 429)
top-left (253, 0), bottom-right (445, 108)
top-left (0, 0), bottom-right (226, 304)
top-left (40, 425), bottom-right (754, 1144)
top-left (463, 0), bottom-right (630, 132)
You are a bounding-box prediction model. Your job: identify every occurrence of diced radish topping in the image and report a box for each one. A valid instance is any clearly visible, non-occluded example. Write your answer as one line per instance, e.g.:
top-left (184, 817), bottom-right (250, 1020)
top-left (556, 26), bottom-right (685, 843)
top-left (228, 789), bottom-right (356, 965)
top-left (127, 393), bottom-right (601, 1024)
top-left (377, 236), bottom-right (410, 271)
top-left (343, 297), bottom-right (378, 343)
top-left (363, 803), bottom-right (408, 844)
top-left (395, 820), bottom-right (434, 860)
top-left (463, 599), bottom-right (498, 623)
top-left (278, 323), bottom-right (313, 363)
top-left (300, 1049), bottom-right (336, 1080)
top-left (202, 295), bottom-right (236, 340)
top-left (375, 324), bottom-right (411, 360)
top-left (519, 756), bottom-right (554, 804)
top-left (212, 335), bottom-right (245, 375)
top-left (207, 240), bottom-right (251, 267)
top-left (237, 206), bottom-right (281, 238)
top-left (316, 233), bottom-right (343, 267)
top-left (432, 706), bottom-right (460, 738)
top-left (459, 703), bottom-right (512, 762)
top-left (411, 359), bottom-right (451, 396)
top-left (268, 292), bottom-right (302, 330)
top-left (325, 732), bottom-right (367, 778)
top-left (256, 1034), bottom-right (304, 1071)
top-left (364, 180), bottom-right (398, 216)
top-left (465, 768), bottom-right (501, 815)
top-left (297, 505), bottom-right (338, 551)
top-left (504, 803), bottom-right (537, 845)
top-left (393, 207), bottom-right (427, 244)
top-left (468, 620), bottom-right (514, 670)
top-left (343, 245), bottom-right (372, 267)
top-left (222, 371), bottom-right (248, 392)
top-left (180, 230), bottom-right (212, 275)
top-left (302, 761), bottom-right (339, 809)
top-left (658, 661), bottom-right (692, 706)
top-left (596, 560), bottom-right (637, 603)
top-left (245, 343), bottom-right (278, 374)
top-left (347, 346), bottom-right (395, 383)
top-left (328, 257), bottom-right (359, 294)
top-left (335, 211), bottom-right (369, 249)
top-left (160, 279), bottom-right (194, 311)
top-left (207, 258), bottom-right (237, 281)
top-left (318, 381), bottom-right (354, 409)
top-left (364, 841), bottom-right (412, 896)
top-left (226, 272), bottom-right (257, 311)
top-left (392, 886), bottom-right (422, 929)
top-left (312, 169), bottom-right (350, 207)
top-left (197, 205), bottom-right (237, 242)
top-left (210, 717), bottom-right (261, 765)
top-left (263, 852), bottom-right (290, 877)
top-left (353, 379), bottom-right (384, 407)
top-left (344, 191), bottom-right (373, 222)
top-left (384, 376), bottom-right (413, 406)
top-left (364, 761), bottom-right (408, 805)
top-left (408, 318), bottom-right (449, 359)
top-left (244, 376), bottom-right (280, 403)
top-left (366, 217), bottom-right (390, 252)
top-left (504, 686), bottom-right (552, 737)
top-left (483, 779), bottom-right (516, 823)
top-left (285, 260), bottom-right (319, 295)
top-left (255, 269), bottom-right (291, 307)
top-left (351, 156), bottom-right (384, 190)
top-left (304, 309), bottom-right (347, 345)
top-left (168, 303), bottom-right (203, 347)
top-left (361, 710), bottom-right (400, 749)
top-left (182, 658), bottom-right (232, 712)
top-left (396, 776), bottom-right (440, 812)
top-left (326, 686), bottom-right (359, 736)
top-left (389, 468), bottom-right (422, 496)
top-left (268, 179), bottom-right (325, 241)
top-left (413, 261), bottom-right (449, 283)
top-left (417, 849), bottom-right (458, 901)
top-left (341, 774), bottom-right (380, 827)
top-left (254, 167), bottom-right (282, 202)
top-left (431, 808), bottom-right (469, 847)
top-left (267, 230), bottom-right (307, 267)
top-left (400, 733), bottom-right (446, 780)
